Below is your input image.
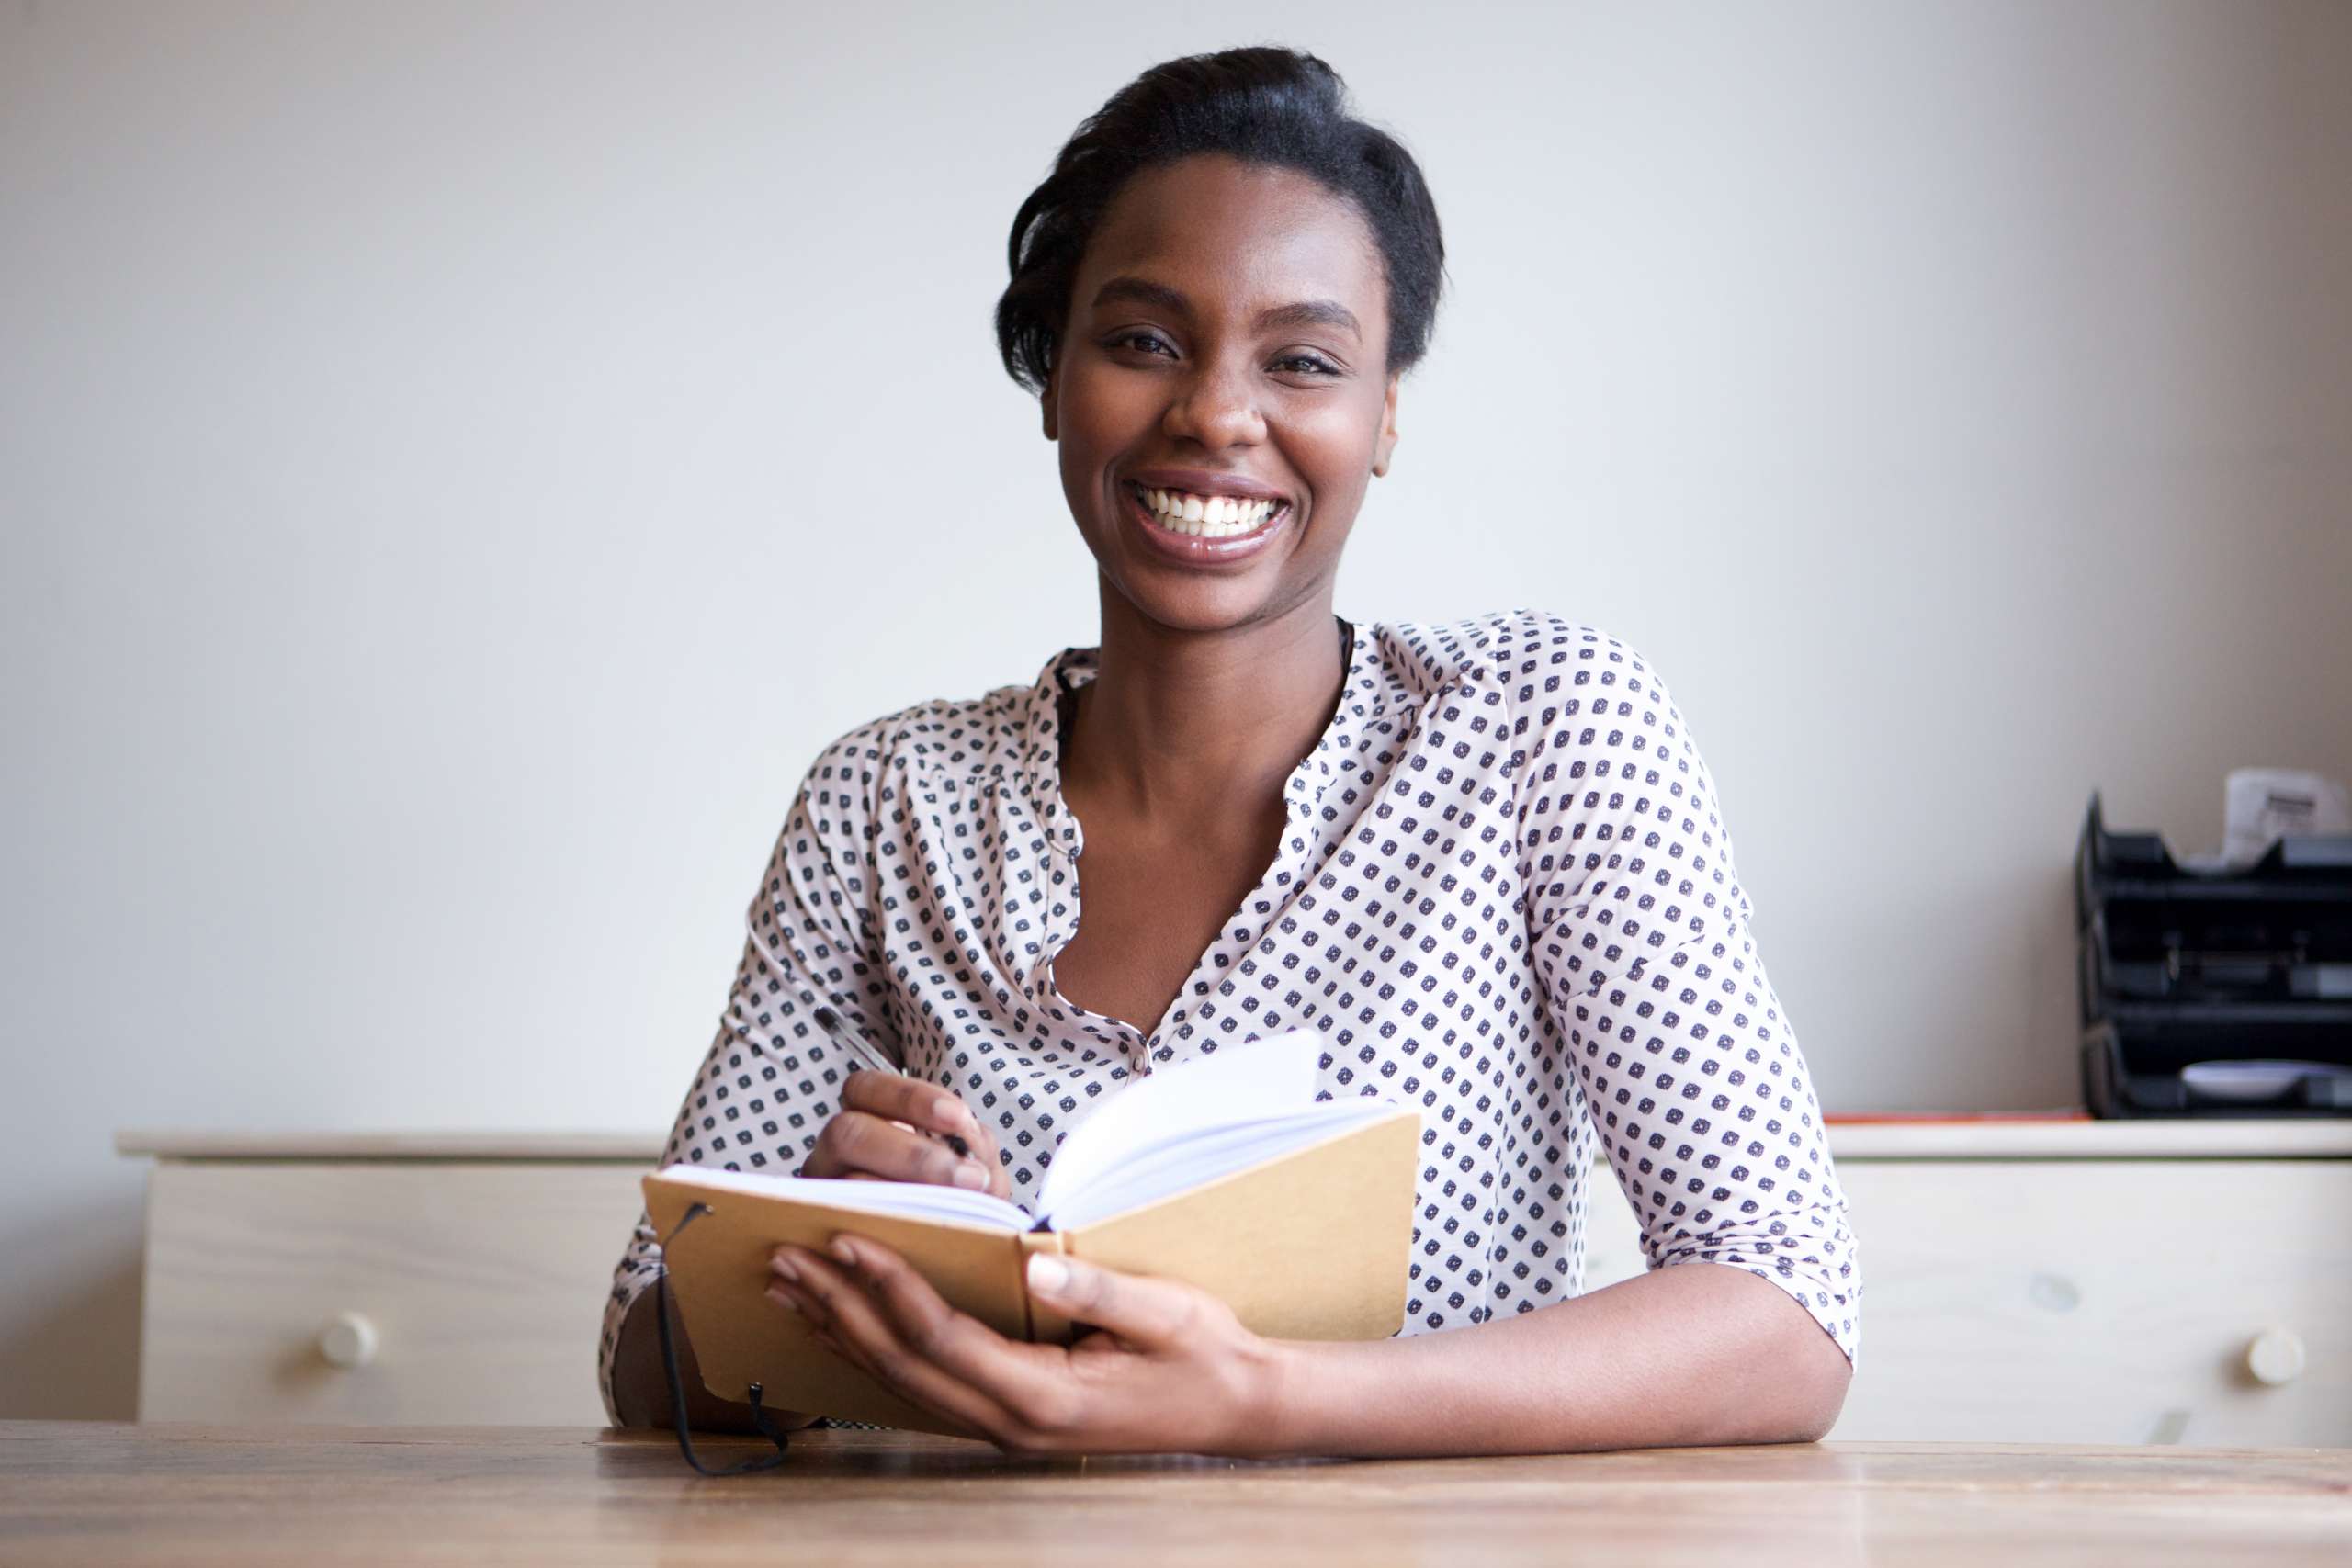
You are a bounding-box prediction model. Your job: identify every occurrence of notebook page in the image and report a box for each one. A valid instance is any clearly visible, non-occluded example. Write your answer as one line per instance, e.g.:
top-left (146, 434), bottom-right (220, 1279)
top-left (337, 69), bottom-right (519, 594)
top-left (652, 1167), bottom-right (1032, 1232)
top-left (1043, 1099), bottom-right (1401, 1231)
top-left (1034, 1027), bottom-right (1323, 1216)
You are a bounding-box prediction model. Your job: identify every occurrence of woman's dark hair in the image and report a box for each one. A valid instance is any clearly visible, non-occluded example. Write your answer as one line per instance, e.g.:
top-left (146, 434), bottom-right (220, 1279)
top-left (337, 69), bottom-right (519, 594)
top-left (994, 46), bottom-right (1445, 394)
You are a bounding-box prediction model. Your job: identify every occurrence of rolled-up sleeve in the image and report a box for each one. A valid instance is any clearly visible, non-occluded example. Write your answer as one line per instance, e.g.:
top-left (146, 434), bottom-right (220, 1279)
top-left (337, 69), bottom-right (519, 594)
top-left (1516, 635), bottom-right (1860, 1365)
top-left (595, 717), bottom-right (901, 1424)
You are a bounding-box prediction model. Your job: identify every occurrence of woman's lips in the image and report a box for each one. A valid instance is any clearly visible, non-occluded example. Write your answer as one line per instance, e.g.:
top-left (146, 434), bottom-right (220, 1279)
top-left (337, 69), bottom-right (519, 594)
top-left (1120, 481), bottom-right (1291, 566)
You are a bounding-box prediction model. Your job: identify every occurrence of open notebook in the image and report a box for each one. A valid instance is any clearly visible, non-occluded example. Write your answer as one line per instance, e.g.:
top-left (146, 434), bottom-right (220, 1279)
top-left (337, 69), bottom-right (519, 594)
top-left (641, 1027), bottom-right (1422, 1435)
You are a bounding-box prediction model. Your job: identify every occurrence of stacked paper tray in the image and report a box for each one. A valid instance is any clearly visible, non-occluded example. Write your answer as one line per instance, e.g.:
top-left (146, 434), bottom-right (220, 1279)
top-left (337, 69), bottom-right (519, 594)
top-left (2073, 794), bottom-right (2352, 1117)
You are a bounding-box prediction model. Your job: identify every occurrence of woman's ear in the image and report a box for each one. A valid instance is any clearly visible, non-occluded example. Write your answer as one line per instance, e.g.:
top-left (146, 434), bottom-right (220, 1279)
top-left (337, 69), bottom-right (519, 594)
top-left (1371, 371), bottom-right (1401, 477)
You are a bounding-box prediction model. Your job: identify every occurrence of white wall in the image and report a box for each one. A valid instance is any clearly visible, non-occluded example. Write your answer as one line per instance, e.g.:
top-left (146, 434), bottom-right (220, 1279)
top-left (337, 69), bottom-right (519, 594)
top-left (4, 0), bottom-right (2347, 1419)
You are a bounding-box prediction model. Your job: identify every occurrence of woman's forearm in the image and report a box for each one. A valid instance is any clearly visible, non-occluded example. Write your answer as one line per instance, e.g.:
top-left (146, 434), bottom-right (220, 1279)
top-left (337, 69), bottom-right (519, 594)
top-left (1256, 1262), bottom-right (1852, 1459)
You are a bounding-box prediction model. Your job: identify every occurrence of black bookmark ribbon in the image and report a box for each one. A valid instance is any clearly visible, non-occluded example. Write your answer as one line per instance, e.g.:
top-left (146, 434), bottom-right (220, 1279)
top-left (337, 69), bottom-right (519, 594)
top-left (655, 1201), bottom-right (795, 1475)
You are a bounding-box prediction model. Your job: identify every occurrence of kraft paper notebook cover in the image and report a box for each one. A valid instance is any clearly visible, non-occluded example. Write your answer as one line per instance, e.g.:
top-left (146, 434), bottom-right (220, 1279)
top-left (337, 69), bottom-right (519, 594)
top-left (640, 1029), bottom-right (1423, 1436)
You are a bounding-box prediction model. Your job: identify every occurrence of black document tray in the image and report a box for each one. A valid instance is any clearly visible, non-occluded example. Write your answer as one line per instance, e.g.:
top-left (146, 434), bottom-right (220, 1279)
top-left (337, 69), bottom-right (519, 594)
top-left (2075, 794), bottom-right (2352, 1118)
top-left (2081, 906), bottom-right (2352, 1010)
top-left (2084, 1019), bottom-right (2352, 1116)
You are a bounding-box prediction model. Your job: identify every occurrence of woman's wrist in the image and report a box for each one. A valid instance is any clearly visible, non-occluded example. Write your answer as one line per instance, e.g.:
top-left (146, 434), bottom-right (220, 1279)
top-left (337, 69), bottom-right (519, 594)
top-left (1229, 1336), bottom-right (1329, 1458)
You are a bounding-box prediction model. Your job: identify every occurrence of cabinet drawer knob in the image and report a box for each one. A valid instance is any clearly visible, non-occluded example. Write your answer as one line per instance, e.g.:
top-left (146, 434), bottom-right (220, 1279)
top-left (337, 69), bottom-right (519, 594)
top-left (2245, 1328), bottom-right (2306, 1388)
top-left (318, 1312), bottom-right (380, 1369)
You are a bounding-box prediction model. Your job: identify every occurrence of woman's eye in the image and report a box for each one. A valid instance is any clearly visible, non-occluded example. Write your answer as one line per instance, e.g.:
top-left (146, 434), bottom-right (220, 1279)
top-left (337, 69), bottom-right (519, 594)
top-left (1114, 333), bottom-right (1175, 357)
top-left (1273, 354), bottom-right (1339, 376)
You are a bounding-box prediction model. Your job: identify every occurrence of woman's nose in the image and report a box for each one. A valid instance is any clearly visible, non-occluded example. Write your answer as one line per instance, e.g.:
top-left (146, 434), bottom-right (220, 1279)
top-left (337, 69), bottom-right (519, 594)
top-left (1160, 359), bottom-right (1266, 450)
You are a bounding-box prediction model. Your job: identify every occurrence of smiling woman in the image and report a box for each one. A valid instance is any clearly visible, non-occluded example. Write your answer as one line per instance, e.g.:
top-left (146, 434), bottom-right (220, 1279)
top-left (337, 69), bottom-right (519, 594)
top-left (1045, 154), bottom-right (1392, 606)
top-left (599, 45), bottom-right (1860, 1459)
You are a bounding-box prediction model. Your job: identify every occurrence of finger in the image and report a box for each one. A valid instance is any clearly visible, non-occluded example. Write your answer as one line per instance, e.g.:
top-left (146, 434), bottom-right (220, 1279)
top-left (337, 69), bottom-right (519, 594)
top-left (766, 1275), bottom-right (816, 1324)
top-left (842, 1070), bottom-right (986, 1148)
top-left (800, 1319), bottom-right (992, 1444)
top-left (834, 1076), bottom-right (989, 1168)
top-left (898, 1116), bottom-right (1007, 1194)
top-left (805, 1110), bottom-right (994, 1190)
top-left (827, 1236), bottom-right (1099, 1442)
top-left (775, 1241), bottom-right (1032, 1443)
top-left (1023, 1252), bottom-right (1203, 1352)
top-left (766, 1254), bottom-right (886, 1383)
top-left (768, 1274), bottom-right (885, 1381)
top-left (956, 1121), bottom-right (1013, 1199)
top-left (773, 1277), bottom-right (964, 1437)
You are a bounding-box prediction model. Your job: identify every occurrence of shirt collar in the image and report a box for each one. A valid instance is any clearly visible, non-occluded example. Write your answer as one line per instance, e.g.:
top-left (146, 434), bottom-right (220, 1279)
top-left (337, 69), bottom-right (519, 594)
top-left (1017, 615), bottom-right (1387, 856)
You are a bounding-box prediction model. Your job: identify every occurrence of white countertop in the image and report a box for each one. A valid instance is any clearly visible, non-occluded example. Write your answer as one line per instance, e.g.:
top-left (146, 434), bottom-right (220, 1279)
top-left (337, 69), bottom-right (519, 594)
top-left (113, 1119), bottom-right (2352, 1162)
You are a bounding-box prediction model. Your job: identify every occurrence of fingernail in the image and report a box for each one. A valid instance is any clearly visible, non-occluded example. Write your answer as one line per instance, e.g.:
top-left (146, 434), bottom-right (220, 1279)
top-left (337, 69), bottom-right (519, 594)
top-left (1027, 1253), bottom-right (1068, 1294)
top-left (952, 1162), bottom-right (989, 1190)
top-left (765, 1284), bottom-right (799, 1314)
top-left (770, 1256), bottom-right (800, 1285)
top-left (828, 1237), bottom-right (857, 1266)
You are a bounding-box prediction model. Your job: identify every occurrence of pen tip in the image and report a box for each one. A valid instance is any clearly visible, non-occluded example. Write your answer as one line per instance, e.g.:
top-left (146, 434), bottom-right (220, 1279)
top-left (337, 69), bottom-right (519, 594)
top-left (812, 1004), bottom-right (840, 1030)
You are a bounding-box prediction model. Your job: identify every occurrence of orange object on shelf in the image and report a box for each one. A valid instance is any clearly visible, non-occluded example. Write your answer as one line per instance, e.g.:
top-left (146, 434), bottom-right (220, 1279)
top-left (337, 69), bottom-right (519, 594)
top-left (1824, 1109), bottom-right (2093, 1124)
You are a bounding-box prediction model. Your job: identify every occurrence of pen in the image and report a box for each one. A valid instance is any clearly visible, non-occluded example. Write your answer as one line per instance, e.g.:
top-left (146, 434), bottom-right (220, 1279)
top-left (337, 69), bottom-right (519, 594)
top-left (810, 1003), bottom-right (972, 1160)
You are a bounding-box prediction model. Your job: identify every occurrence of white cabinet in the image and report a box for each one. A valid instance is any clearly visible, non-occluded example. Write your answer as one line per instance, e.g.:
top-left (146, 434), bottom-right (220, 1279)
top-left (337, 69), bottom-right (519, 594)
top-left (125, 1137), bottom-right (650, 1427)
top-left (123, 1122), bottom-right (2352, 1440)
top-left (1581, 1122), bottom-right (2352, 1445)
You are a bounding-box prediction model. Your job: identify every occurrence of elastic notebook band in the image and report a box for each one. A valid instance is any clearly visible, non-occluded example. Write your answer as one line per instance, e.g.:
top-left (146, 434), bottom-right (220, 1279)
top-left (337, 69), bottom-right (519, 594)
top-left (655, 1201), bottom-right (794, 1476)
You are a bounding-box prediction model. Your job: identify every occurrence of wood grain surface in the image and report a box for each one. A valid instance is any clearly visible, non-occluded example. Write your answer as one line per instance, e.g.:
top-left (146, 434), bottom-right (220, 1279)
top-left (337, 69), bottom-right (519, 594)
top-left (111, 1119), bottom-right (2352, 1161)
top-left (2, 1422), bottom-right (2347, 1566)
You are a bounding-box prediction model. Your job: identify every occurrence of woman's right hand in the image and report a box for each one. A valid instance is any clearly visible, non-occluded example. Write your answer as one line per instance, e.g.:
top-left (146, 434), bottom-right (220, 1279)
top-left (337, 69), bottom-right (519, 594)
top-left (800, 1070), bottom-right (1011, 1199)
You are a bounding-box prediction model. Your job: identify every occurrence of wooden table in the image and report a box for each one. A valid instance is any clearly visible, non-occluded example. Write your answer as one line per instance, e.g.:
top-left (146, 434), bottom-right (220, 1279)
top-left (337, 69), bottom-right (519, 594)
top-left (4, 1422), bottom-right (2348, 1565)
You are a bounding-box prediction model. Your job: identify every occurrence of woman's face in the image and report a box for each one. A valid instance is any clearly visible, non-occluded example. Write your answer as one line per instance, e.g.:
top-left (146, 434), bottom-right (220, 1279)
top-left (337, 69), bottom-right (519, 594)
top-left (1043, 153), bottom-right (1400, 636)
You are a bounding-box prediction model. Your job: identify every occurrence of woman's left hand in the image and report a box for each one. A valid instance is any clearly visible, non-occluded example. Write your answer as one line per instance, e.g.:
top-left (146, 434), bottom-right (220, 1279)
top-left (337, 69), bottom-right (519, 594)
top-left (765, 1235), bottom-right (1290, 1458)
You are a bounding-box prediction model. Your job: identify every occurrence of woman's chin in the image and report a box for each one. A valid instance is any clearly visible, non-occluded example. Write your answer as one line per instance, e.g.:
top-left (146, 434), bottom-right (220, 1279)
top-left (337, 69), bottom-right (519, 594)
top-left (1093, 562), bottom-right (1286, 634)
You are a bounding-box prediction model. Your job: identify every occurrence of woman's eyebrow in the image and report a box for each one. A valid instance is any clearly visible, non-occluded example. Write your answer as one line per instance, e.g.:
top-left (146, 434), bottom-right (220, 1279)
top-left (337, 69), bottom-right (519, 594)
top-left (1254, 299), bottom-right (1361, 342)
top-left (1090, 276), bottom-right (1190, 315)
top-left (1090, 276), bottom-right (1361, 342)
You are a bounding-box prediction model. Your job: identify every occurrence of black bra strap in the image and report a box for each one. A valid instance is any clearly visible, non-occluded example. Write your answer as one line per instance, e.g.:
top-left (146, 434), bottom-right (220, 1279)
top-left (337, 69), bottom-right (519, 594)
top-left (655, 1201), bottom-right (795, 1475)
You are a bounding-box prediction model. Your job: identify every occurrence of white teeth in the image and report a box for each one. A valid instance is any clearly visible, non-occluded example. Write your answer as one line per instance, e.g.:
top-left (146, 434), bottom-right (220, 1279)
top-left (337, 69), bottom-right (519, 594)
top-left (1135, 484), bottom-right (1280, 537)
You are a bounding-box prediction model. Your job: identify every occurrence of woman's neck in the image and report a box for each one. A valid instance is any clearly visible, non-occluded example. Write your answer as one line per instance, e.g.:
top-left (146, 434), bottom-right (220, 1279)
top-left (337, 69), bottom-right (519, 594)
top-left (1063, 594), bottom-right (1347, 832)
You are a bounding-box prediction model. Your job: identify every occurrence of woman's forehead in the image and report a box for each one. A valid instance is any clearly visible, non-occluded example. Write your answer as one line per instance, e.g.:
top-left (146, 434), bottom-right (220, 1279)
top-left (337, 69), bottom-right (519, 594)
top-left (1078, 156), bottom-right (1386, 318)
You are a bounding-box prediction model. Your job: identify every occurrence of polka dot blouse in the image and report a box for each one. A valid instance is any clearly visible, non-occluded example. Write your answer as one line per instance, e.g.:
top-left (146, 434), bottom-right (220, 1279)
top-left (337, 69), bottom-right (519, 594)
top-left (598, 606), bottom-right (1861, 1426)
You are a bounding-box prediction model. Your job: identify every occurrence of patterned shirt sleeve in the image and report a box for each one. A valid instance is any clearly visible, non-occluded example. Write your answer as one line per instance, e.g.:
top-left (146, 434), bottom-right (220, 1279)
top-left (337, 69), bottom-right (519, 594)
top-left (594, 718), bottom-right (900, 1425)
top-left (1510, 625), bottom-right (1860, 1365)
